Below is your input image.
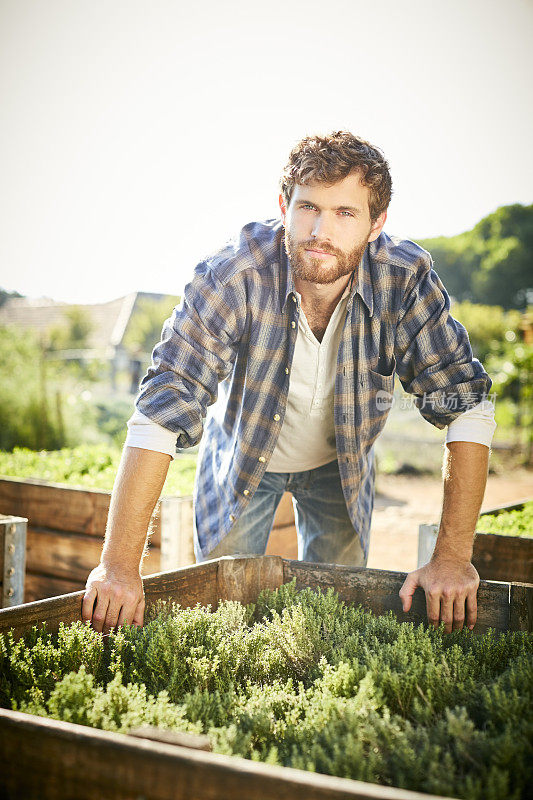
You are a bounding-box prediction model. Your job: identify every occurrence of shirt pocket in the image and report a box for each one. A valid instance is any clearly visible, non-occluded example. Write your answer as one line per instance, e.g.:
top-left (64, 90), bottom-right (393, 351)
top-left (368, 354), bottom-right (396, 391)
top-left (360, 355), bottom-right (396, 442)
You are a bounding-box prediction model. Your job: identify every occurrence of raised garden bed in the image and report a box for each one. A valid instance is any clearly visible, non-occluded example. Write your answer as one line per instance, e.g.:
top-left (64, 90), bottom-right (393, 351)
top-left (0, 476), bottom-right (194, 602)
top-left (0, 556), bottom-right (531, 800)
top-left (0, 475), bottom-right (298, 602)
top-left (418, 498), bottom-right (533, 583)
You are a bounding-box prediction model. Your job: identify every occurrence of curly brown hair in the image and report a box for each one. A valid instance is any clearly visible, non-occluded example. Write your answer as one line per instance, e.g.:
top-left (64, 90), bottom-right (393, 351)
top-left (280, 131), bottom-right (392, 222)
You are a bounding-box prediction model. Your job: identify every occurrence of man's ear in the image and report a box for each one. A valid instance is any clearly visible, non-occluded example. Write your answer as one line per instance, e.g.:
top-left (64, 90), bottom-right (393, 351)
top-left (368, 210), bottom-right (387, 243)
top-left (279, 193), bottom-right (287, 225)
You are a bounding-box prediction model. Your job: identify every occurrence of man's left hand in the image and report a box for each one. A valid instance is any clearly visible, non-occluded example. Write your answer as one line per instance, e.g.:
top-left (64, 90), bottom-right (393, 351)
top-left (399, 557), bottom-right (480, 633)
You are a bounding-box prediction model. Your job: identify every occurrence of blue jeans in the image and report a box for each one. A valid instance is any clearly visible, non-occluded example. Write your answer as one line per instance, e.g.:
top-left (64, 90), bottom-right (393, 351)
top-left (199, 458), bottom-right (368, 566)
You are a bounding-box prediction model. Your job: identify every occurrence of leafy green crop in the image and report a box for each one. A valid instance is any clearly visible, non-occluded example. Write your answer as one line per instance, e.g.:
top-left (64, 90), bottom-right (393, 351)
top-left (0, 445), bottom-right (197, 496)
top-left (478, 501), bottom-right (533, 538)
top-left (1, 582), bottom-right (531, 799)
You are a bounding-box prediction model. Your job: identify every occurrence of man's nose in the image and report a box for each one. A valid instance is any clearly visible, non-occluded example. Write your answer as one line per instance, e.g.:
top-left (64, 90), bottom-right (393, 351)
top-left (311, 213), bottom-right (333, 241)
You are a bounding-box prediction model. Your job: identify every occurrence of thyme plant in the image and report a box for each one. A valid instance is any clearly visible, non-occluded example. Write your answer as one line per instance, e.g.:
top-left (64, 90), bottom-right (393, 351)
top-left (1, 581), bottom-right (531, 800)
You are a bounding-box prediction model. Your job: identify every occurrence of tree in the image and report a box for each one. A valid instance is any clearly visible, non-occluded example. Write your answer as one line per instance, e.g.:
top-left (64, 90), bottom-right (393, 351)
top-left (418, 203), bottom-right (533, 310)
top-left (123, 295), bottom-right (181, 356)
top-left (47, 306), bottom-right (93, 351)
top-left (0, 288), bottom-right (23, 308)
top-left (0, 326), bottom-right (66, 450)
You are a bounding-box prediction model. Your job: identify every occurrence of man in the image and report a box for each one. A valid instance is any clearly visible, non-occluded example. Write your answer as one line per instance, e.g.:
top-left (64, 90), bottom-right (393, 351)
top-left (84, 131), bottom-right (496, 636)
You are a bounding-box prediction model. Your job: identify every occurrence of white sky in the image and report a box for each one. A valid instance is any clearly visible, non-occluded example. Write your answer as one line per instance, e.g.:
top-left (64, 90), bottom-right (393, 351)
top-left (1, 0), bottom-right (532, 304)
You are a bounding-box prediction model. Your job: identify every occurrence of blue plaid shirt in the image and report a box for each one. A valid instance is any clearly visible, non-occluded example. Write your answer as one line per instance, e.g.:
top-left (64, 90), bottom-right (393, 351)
top-left (135, 219), bottom-right (492, 560)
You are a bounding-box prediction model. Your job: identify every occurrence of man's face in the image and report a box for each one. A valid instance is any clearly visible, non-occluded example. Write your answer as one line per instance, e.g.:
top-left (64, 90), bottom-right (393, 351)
top-left (280, 171), bottom-right (387, 285)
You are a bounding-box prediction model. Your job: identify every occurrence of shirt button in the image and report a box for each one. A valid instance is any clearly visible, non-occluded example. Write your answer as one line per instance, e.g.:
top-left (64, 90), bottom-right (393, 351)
top-left (291, 321), bottom-right (296, 328)
top-left (243, 489), bottom-right (250, 496)
top-left (273, 413), bottom-right (280, 421)
top-left (292, 295), bottom-right (297, 302)
top-left (285, 367), bottom-right (289, 374)
top-left (259, 456), bottom-right (266, 463)
top-left (229, 514), bottom-right (236, 523)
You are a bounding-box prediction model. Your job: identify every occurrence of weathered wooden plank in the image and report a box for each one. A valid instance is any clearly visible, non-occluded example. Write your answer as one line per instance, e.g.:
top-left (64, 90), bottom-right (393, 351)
top-left (0, 709), bottom-right (452, 800)
top-left (480, 497), bottom-right (530, 516)
top-left (282, 561), bottom-right (521, 633)
top-left (472, 533), bottom-right (533, 583)
top-left (0, 561), bottom-right (219, 640)
top-left (0, 476), bottom-right (168, 547)
top-left (128, 726), bottom-right (211, 751)
top-left (216, 555), bottom-right (284, 605)
top-left (3, 557), bottom-right (528, 639)
top-left (24, 526), bottom-right (161, 582)
top-left (158, 495), bottom-right (194, 570)
top-left (24, 572), bottom-right (84, 603)
top-left (0, 477), bottom-right (111, 535)
top-left (509, 583), bottom-right (533, 632)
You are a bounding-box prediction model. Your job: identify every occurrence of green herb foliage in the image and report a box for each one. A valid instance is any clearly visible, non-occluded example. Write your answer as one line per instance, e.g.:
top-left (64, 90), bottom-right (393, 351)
top-left (477, 501), bottom-right (533, 538)
top-left (1, 582), bottom-right (531, 799)
top-left (0, 445), bottom-right (197, 496)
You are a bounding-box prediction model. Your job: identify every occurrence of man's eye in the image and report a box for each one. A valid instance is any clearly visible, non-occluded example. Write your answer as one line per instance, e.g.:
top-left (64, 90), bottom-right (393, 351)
top-left (300, 204), bottom-right (315, 210)
top-left (339, 211), bottom-right (353, 217)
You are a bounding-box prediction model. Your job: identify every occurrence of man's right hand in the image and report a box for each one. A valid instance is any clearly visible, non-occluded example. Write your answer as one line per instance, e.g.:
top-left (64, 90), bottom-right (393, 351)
top-left (82, 563), bottom-right (145, 633)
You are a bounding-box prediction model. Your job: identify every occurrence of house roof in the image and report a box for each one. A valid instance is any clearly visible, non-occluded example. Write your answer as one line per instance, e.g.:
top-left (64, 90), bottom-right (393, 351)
top-left (0, 291), bottom-right (169, 353)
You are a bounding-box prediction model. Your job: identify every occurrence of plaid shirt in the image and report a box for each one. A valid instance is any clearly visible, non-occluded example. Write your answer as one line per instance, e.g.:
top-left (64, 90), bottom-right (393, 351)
top-left (135, 219), bottom-right (492, 560)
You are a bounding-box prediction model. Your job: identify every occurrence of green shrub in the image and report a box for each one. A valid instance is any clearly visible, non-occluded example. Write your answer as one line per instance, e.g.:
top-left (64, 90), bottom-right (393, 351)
top-left (0, 326), bottom-right (67, 450)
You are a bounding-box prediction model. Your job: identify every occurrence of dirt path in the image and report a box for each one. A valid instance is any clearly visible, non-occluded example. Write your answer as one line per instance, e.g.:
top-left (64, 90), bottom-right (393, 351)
top-left (368, 467), bottom-right (532, 572)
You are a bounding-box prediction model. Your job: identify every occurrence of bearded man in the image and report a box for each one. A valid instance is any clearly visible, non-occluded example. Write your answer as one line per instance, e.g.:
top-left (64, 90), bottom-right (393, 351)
top-left (84, 131), bottom-right (496, 636)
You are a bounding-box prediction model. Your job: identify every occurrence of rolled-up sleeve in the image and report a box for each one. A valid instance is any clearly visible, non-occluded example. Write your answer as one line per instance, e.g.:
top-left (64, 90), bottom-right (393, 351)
top-left (445, 400), bottom-right (497, 447)
top-left (125, 409), bottom-right (177, 459)
top-left (134, 261), bottom-right (246, 448)
top-left (394, 255), bottom-right (493, 430)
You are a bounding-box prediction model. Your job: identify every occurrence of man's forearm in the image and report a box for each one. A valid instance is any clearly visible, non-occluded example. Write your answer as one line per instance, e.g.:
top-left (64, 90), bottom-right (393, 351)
top-left (101, 445), bottom-right (172, 572)
top-left (433, 441), bottom-right (490, 562)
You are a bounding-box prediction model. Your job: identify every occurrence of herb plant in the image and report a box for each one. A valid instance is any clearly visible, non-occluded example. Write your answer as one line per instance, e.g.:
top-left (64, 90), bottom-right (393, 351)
top-left (477, 501), bottom-right (533, 538)
top-left (1, 582), bottom-right (531, 800)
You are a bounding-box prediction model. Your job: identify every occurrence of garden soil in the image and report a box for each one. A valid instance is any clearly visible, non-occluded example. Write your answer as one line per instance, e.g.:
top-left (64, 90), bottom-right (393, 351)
top-left (265, 467), bottom-right (532, 572)
top-left (369, 467), bottom-right (533, 572)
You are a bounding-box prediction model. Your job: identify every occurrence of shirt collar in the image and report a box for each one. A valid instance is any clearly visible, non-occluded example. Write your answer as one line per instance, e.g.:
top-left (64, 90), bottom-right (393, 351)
top-left (280, 236), bottom-right (374, 318)
top-left (351, 246), bottom-right (374, 318)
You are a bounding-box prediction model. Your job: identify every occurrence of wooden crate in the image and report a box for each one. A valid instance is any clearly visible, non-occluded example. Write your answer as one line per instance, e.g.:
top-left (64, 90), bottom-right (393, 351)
top-left (418, 497), bottom-right (533, 583)
top-left (0, 556), bottom-right (531, 800)
top-left (0, 514), bottom-right (27, 607)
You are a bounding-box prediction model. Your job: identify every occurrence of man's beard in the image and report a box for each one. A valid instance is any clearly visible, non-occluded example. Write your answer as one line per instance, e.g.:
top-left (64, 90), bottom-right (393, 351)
top-left (284, 230), bottom-right (369, 285)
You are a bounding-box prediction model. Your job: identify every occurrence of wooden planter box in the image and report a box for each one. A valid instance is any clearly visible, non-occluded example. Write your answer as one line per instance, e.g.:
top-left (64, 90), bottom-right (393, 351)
top-left (0, 476), bottom-right (298, 603)
top-left (418, 498), bottom-right (533, 583)
top-left (0, 556), bottom-right (531, 800)
top-left (0, 477), bottom-right (194, 603)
